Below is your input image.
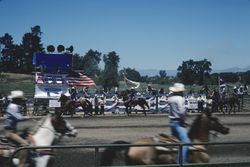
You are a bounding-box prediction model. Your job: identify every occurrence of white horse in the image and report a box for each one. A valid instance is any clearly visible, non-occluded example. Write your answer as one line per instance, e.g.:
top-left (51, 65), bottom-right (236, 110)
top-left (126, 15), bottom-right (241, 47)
top-left (0, 112), bottom-right (77, 167)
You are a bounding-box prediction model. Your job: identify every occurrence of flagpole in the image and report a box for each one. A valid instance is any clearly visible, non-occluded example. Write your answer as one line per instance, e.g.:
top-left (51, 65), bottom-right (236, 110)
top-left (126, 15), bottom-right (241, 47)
top-left (218, 75), bottom-right (220, 90)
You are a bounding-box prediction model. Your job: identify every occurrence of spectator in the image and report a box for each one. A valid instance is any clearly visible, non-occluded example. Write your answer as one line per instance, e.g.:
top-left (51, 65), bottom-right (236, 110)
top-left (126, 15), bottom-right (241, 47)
top-left (197, 95), bottom-right (204, 113)
top-left (99, 96), bottom-right (105, 115)
top-left (93, 94), bottom-right (99, 115)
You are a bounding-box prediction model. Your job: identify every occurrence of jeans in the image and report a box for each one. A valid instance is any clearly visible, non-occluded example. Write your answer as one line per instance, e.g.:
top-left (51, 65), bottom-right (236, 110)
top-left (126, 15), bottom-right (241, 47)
top-left (170, 120), bottom-right (190, 164)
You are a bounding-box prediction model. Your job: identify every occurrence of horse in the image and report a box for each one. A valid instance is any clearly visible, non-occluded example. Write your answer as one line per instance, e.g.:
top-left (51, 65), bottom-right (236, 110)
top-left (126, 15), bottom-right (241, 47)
top-left (0, 111), bottom-right (77, 167)
top-left (58, 94), bottom-right (93, 117)
top-left (122, 94), bottom-right (149, 116)
top-left (100, 110), bottom-right (229, 166)
top-left (212, 92), bottom-right (241, 114)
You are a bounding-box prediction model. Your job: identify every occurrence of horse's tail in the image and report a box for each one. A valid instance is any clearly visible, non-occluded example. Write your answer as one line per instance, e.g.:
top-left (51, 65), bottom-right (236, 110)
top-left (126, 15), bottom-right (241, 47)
top-left (100, 140), bottom-right (131, 166)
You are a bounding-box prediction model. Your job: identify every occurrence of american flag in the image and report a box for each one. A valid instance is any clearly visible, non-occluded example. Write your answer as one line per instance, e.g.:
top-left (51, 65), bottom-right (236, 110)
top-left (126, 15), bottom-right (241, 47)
top-left (66, 72), bottom-right (96, 87)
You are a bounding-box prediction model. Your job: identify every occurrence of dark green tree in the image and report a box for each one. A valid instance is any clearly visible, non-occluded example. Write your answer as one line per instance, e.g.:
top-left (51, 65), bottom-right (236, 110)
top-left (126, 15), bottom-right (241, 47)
top-left (21, 25), bottom-right (44, 73)
top-left (119, 68), bottom-right (141, 82)
top-left (241, 71), bottom-right (250, 84)
top-left (72, 53), bottom-right (83, 70)
top-left (80, 49), bottom-right (101, 77)
top-left (102, 51), bottom-right (120, 88)
top-left (159, 70), bottom-right (167, 79)
top-left (0, 33), bottom-right (19, 72)
top-left (177, 59), bottom-right (212, 85)
top-left (177, 60), bottom-right (197, 85)
top-left (195, 59), bottom-right (212, 85)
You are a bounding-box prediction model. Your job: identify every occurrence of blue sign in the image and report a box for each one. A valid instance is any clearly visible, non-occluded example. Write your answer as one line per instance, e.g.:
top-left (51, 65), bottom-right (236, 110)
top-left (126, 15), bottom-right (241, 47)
top-left (33, 53), bottom-right (72, 73)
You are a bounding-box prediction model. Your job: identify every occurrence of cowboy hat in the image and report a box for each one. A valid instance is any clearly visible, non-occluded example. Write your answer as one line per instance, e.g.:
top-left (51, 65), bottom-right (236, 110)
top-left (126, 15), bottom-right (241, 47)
top-left (169, 83), bottom-right (186, 92)
top-left (8, 90), bottom-right (26, 99)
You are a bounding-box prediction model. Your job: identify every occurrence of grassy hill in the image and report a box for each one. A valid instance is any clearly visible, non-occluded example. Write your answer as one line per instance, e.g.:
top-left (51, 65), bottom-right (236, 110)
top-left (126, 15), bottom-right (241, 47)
top-left (0, 73), bottom-right (34, 97)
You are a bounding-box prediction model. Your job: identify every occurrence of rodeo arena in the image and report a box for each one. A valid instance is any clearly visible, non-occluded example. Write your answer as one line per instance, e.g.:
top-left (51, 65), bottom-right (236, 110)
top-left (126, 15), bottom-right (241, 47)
top-left (1, 52), bottom-right (250, 167)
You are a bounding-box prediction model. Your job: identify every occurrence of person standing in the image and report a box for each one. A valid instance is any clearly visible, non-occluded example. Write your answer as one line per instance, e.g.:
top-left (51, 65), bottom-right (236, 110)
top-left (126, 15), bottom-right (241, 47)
top-left (93, 94), bottom-right (99, 115)
top-left (167, 83), bottom-right (190, 164)
top-left (99, 96), bottom-right (105, 115)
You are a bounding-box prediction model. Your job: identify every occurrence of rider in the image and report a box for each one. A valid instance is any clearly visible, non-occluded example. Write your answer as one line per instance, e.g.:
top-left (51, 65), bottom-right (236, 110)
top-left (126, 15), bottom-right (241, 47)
top-left (129, 87), bottom-right (136, 100)
top-left (4, 90), bottom-right (29, 146)
top-left (233, 86), bottom-right (238, 97)
top-left (69, 86), bottom-right (77, 101)
top-left (167, 83), bottom-right (190, 164)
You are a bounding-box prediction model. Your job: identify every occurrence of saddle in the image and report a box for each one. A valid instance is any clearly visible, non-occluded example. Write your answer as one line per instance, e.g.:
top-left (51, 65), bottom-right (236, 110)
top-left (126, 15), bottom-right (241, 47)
top-left (153, 133), bottom-right (207, 153)
top-left (152, 133), bottom-right (179, 153)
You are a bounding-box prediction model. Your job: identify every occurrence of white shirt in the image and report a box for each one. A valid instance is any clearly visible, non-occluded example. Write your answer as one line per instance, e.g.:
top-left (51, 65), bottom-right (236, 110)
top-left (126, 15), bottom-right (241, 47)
top-left (167, 95), bottom-right (187, 120)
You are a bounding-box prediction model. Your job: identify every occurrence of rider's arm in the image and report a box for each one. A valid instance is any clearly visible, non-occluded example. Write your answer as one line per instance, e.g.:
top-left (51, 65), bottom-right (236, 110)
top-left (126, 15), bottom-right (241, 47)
top-left (7, 104), bottom-right (28, 121)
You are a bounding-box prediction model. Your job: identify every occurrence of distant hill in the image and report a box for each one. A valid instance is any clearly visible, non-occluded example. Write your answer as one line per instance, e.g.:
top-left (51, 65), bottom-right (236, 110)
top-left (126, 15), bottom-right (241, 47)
top-left (212, 66), bottom-right (250, 73)
top-left (139, 66), bottom-right (250, 77)
top-left (138, 69), bottom-right (177, 77)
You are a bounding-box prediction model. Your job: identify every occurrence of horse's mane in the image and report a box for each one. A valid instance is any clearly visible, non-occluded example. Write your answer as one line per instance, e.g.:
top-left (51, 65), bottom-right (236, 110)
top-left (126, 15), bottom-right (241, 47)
top-left (188, 114), bottom-right (202, 140)
top-left (30, 114), bottom-right (51, 135)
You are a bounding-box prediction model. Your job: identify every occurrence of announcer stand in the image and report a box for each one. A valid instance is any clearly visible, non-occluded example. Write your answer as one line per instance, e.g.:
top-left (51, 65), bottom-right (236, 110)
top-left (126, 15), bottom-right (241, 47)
top-left (32, 52), bottom-right (73, 116)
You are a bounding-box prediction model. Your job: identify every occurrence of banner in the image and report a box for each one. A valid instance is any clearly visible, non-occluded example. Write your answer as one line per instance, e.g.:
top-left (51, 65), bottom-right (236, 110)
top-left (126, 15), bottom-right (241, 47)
top-left (124, 75), bottom-right (140, 89)
top-left (34, 84), bottom-right (70, 99)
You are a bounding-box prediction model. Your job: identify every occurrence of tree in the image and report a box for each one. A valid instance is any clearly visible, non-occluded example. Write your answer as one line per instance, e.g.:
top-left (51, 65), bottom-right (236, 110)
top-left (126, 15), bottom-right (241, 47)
top-left (21, 25), bottom-right (44, 72)
top-left (177, 59), bottom-right (212, 85)
top-left (241, 71), bottom-right (250, 84)
top-left (0, 33), bottom-right (17, 72)
top-left (195, 59), bottom-right (212, 85)
top-left (159, 70), bottom-right (167, 79)
top-left (119, 68), bottom-right (141, 82)
top-left (81, 49), bottom-right (101, 77)
top-left (102, 51), bottom-right (120, 88)
top-left (72, 53), bottom-right (83, 70)
top-left (177, 60), bottom-right (197, 85)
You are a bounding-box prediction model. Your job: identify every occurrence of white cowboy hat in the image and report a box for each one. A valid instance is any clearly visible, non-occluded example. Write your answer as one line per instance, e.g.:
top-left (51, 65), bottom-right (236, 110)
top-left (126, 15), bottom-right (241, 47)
top-left (169, 83), bottom-right (186, 92)
top-left (8, 90), bottom-right (25, 99)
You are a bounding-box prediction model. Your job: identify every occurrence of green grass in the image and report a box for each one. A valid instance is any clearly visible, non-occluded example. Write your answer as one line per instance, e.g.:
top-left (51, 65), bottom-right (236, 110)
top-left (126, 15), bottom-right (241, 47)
top-left (2, 73), bottom-right (243, 98)
top-left (0, 73), bottom-right (34, 97)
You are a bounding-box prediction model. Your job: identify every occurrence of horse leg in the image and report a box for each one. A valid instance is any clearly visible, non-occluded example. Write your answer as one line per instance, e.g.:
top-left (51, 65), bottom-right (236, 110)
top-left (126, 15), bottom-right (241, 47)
top-left (228, 104), bottom-right (233, 115)
top-left (125, 106), bottom-right (130, 116)
top-left (142, 106), bottom-right (147, 116)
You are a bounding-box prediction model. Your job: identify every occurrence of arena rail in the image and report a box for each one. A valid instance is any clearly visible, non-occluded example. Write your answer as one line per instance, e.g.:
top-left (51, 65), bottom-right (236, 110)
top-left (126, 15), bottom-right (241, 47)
top-left (10, 141), bottom-right (250, 167)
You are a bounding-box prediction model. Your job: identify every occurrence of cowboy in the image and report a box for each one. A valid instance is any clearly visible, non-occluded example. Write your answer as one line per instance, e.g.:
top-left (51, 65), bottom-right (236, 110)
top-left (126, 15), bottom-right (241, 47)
top-left (129, 87), bottom-right (136, 100)
top-left (167, 83), bottom-right (190, 164)
top-left (146, 84), bottom-right (153, 98)
top-left (4, 90), bottom-right (29, 146)
top-left (233, 86), bottom-right (238, 97)
top-left (69, 86), bottom-right (77, 101)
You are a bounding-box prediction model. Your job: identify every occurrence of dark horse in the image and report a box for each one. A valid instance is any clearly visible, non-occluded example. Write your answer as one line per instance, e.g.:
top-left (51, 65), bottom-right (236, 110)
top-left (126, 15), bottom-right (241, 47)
top-left (100, 110), bottom-right (229, 165)
top-left (122, 94), bottom-right (149, 116)
top-left (58, 94), bottom-right (93, 117)
top-left (211, 91), bottom-right (241, 114)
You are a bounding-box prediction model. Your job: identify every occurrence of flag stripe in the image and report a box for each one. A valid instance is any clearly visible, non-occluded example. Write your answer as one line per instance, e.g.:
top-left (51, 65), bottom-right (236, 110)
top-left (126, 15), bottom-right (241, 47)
top-left (66, 73), bottom-right (96, 87)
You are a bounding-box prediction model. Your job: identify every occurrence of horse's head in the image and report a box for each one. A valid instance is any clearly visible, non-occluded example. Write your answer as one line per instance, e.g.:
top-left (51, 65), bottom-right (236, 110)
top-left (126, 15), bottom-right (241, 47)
top-left (51, 111), bottom-right (77, 137)
top-left (204, 111), bottom-right (229, 135)
top-left (189, 109), bottom-right (229, 141)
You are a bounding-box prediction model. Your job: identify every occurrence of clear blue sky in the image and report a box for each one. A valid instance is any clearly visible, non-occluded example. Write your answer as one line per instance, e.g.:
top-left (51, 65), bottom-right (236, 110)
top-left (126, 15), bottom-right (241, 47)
top-left (1, 0), bottom-right (250, 71)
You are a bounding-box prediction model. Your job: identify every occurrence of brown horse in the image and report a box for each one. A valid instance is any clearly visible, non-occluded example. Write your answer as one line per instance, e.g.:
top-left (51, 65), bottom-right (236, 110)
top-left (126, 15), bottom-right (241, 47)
top-left (58, 94), bottom-right (93, 117)
top-left (123, 95), bottom-right (149, 116)
top-left (213, 93), bottom-right (241, 114)
top-left (100, 110), bottom-right (229, 166)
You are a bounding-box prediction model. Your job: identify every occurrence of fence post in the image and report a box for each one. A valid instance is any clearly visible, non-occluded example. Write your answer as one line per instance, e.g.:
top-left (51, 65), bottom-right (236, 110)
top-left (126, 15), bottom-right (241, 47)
top-left (95, 147), bottom-right (99, 167)
top-left (155, 95), bottom-right (159, 112)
